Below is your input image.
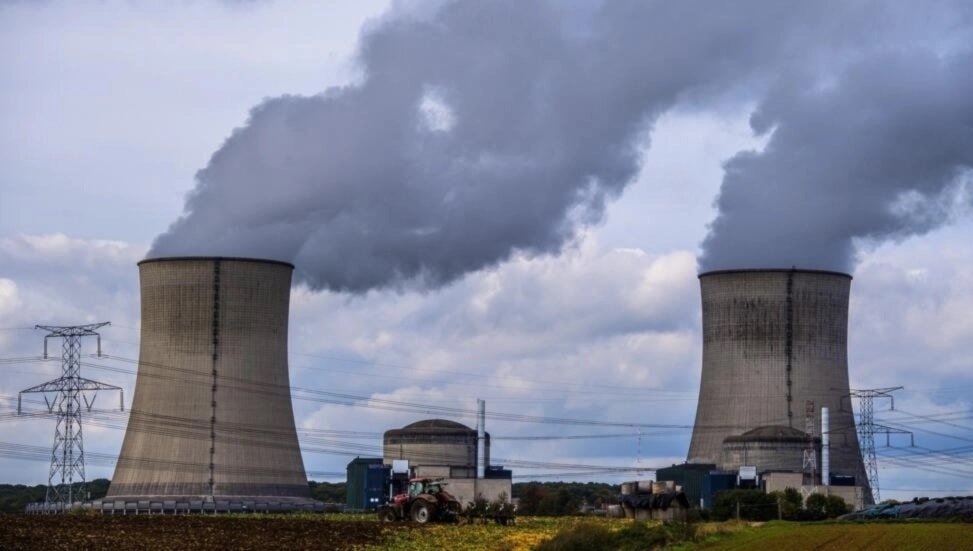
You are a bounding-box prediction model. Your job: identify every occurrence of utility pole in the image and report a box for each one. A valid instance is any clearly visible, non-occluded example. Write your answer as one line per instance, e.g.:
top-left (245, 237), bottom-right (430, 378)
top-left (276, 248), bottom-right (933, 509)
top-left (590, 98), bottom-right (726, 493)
top-left (18, 323), bottom-right (123, 510)
top-left (848, 387), bottom-right (913, 504)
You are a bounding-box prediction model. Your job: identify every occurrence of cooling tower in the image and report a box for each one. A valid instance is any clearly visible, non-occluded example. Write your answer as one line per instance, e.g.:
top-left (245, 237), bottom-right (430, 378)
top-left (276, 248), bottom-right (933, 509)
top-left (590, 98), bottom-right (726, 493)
top-left (687, 269), bottom-right (869, 500)
top-left (107, 257), bottom-right (311, 506)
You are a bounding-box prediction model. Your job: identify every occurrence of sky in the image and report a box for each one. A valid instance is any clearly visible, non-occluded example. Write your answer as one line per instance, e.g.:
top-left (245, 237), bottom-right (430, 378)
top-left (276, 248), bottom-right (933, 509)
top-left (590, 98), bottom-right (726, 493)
top-left (1, 0), bottom-right (972, 503)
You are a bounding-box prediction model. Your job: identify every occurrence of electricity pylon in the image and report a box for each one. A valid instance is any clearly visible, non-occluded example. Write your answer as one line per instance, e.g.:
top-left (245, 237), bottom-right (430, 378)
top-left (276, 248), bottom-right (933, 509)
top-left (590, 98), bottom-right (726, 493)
top-left (848, 386), bottom-right (913, 504)
top-left (19, 323), bottom-right (123, 509)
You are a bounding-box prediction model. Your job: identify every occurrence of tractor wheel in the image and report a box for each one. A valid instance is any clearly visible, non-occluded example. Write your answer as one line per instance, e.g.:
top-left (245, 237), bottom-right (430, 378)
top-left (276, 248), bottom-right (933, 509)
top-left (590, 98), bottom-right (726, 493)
top-left (411, 500), bottom-right (436, 524)
top-left (378, 506), bottom-right (397, 522)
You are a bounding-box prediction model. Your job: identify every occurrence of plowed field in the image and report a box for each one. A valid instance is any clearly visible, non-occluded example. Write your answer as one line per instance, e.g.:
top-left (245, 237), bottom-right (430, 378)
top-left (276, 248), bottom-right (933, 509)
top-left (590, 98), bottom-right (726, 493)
top-left (0, 514), bottom-right (405, 551)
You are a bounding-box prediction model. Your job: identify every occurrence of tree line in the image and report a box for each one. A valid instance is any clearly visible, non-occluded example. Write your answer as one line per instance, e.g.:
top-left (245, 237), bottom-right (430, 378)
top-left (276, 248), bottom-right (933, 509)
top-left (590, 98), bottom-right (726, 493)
top-left (512, 481), bottom-right (621, 516)
top-left (0, 480), bottom-right (345, 512)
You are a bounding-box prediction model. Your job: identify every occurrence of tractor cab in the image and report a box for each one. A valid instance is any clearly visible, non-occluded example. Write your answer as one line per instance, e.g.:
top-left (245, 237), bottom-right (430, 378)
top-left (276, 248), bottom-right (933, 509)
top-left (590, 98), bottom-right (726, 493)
top-left (408, 477), bottom-right (445, 497)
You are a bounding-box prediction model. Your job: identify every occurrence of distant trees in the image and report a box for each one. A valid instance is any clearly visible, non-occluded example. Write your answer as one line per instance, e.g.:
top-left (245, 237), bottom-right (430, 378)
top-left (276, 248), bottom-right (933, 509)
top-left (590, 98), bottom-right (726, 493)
top-left (0, 479), bottom-right (110, 512)
top-left (307, 481), bottom-right (346, 504)
top-left (513, 482), bottom-right (620, 516)
top-left (804, 492), bottom-right (850, 520)
top-left (712, 489), bottom-right (778, 521)
top-left (713, 488), bottom-right (851, 521)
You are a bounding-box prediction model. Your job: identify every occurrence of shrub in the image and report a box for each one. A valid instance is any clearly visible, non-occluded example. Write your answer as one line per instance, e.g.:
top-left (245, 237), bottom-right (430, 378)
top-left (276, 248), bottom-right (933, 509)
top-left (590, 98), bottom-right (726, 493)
top-left (536, 521), bottom-right (699, 551)
top-left (535, 522), bottom-right (615, 551)
top-left (804, 493), bottom-right (829, 520)
top-left (712, 490), bottom-right (777, 521)
top-left (825, 495), bottom-right (851, 518)
top-left (768, 487), bottom-right (804, 520)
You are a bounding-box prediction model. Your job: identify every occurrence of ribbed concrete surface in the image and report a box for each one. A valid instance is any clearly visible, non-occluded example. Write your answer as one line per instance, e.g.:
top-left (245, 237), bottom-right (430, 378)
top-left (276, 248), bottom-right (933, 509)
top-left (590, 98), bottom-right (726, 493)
top-left (383, 419), bottom-right (483, 469)
top-left (687, 269), bottom-right (869, 500)
top-left (719, 425), bottom-right (815, 473)
top-left (108, 257), bottom-right (310, 500)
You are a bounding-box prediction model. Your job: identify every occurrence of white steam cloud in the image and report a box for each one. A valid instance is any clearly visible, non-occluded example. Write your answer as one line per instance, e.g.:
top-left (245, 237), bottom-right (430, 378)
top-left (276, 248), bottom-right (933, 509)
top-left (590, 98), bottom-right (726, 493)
top-left (149, 0), bottom-right (973, 289)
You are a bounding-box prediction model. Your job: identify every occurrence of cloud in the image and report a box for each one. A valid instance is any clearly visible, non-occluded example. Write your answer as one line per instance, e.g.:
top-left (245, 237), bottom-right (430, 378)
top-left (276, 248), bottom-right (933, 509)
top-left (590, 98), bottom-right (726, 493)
top-left (850, 221), bottom-right (973, 383)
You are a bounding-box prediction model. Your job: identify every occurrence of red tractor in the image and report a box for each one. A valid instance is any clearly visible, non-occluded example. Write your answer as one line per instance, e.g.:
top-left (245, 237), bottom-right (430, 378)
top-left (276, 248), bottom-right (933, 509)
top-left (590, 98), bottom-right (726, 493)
top-left (377, 477), bottom-right (461, 524)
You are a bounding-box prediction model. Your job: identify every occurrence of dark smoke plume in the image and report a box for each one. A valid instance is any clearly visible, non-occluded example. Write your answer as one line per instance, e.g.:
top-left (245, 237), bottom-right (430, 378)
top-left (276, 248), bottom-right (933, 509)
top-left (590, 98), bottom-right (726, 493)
top-left (700, 50), bottom-right (973, 273)
top-left (149, 0), bottom-right (970, 290)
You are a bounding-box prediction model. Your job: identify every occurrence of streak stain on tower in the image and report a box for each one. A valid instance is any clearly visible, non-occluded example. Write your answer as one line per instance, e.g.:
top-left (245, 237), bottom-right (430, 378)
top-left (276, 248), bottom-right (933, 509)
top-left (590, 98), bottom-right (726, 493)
top-left (108, 257), bottom-right (311, 504)
top-left (687, 269), bottom-right (869, 499)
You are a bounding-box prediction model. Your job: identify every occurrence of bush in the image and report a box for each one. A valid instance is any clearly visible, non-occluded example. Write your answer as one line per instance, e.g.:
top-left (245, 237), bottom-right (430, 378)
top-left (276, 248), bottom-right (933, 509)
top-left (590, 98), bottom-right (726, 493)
top-left (712, 490), bottom-right (777, 521)
top-left (535, 522), bottom-right (615, 551)
top-left (536, 521), bottom-right (698, 551)
top-left (768, 488), bottom-right (804, 520)
top-left (825, 495), bottom-right (851, 518)
top-left (804, 493), bottom-right (828, 520)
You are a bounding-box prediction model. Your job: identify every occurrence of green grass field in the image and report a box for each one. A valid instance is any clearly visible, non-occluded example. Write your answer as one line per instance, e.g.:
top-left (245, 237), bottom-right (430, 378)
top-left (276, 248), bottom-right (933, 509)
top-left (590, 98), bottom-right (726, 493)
top-left (371, 517), bottom-right (973, 551)
top-left (689, 521), bottom-right (973, 551)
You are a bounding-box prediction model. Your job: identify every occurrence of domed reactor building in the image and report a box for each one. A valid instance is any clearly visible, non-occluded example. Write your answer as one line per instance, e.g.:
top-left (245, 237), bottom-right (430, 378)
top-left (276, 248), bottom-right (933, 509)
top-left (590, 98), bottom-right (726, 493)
top-left (105, 257), bottom-right (319, 512)
top-left (687, 269), bottom-right (870, 505)
top-left (383, 419), bottom-right (511, 506)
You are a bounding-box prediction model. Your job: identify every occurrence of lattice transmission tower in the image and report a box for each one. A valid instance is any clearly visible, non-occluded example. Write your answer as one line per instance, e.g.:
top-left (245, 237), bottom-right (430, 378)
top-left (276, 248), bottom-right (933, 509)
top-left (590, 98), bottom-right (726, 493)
top-left (802, 400), bottom-right (817, 495)
top-left (18, 323), bottom-right (123, 509)
top-left (848, 386), bottom-right (913, 504)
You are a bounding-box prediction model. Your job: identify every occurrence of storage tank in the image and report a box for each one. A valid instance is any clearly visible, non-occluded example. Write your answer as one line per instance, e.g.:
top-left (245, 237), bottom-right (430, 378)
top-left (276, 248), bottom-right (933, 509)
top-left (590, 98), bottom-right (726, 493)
top-left (107, 257), bottom-right (311, 506)
top-left (687, 269), bottom-right (869, 500)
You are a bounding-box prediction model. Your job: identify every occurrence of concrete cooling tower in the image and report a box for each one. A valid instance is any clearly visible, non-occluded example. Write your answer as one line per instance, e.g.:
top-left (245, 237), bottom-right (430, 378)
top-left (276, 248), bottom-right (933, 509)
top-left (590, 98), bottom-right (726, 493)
top-left (687, 269), bottom-right (870, 501)
top-left (107, 257), bottom-right (316, 511)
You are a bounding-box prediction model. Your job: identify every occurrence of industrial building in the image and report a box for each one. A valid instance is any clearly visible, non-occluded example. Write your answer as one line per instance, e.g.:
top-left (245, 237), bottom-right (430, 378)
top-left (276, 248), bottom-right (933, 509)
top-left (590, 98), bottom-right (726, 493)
top-left (104, 257), bottom-right (319, 512)
top-left (346, 458), bottom-right (389, 512)
top-left (382, 419), bottom-right (511, 506)
top-left (685, 269), bottom-right (869, 506)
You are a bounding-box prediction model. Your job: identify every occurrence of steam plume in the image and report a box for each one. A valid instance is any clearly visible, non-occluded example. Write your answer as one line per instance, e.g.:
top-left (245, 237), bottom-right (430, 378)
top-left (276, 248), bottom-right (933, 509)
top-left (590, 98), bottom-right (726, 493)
top-left (700, 50), bottom-right (973, 272)
top-left (149, 0), bottom-right (971, 289)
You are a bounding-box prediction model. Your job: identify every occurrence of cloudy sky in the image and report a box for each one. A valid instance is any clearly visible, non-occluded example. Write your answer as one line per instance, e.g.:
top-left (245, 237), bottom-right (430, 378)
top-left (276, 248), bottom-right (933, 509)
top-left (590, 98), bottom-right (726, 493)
top-left (1, 0), bottom-right (972, 502)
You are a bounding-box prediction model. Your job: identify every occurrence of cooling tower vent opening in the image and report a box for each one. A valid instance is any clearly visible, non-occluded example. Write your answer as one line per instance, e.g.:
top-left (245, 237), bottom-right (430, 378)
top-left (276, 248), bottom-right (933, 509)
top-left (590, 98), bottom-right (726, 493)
top-left (137, 255), bottom-right (296, 269)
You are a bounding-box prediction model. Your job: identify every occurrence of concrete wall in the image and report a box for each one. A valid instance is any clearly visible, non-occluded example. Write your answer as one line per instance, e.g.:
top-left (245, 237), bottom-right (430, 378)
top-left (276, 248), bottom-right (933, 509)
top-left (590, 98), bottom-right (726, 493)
top-left (108, 257), bottom-right (309, 499)
top-left (384, 439), bottom-right (476, 469)
top-left (446, 478), bottom-right (512, 507)
top-left (763, 472), bottom-right (804, 494)
top-left (687, 270), bottom-right (870, 503)
top-left (383, 420), bottom-right (482, 470)
top-left (763, 474), bottom-right (864, 512)
top-left (720, 439), bottom-right (810, 473)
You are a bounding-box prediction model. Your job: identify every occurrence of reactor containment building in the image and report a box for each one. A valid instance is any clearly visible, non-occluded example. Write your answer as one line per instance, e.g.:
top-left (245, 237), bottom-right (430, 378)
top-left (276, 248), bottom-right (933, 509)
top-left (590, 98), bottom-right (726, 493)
top-left (106, 257), bottom-right (316, 511)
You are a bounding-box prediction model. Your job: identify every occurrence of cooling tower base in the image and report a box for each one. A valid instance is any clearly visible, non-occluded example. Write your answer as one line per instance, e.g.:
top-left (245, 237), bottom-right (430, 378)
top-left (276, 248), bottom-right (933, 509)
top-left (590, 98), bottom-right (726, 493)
top-left (87, 496), bottom-right (327, 515)
top-left (107, 482), bottom-right (311, 497)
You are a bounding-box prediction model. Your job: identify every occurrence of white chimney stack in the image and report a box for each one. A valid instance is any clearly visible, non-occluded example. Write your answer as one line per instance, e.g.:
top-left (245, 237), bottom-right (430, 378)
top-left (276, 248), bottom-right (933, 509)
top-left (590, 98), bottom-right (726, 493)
top-left (822, 406), bottom-right (830, 486)
top-left (477, 399), bottom-right (486, 479)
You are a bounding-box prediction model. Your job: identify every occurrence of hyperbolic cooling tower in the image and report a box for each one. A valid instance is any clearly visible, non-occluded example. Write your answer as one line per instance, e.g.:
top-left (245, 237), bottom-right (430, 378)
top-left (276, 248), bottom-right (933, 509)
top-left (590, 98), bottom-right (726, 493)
top-left (687, 269), bottom-right (869, 499)
top-left (107, 257), bottom-right (310, 503)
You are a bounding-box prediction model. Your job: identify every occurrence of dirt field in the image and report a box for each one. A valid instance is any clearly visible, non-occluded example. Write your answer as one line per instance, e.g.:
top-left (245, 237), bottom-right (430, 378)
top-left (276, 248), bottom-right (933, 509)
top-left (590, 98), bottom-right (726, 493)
top-left (0, 514), bottom-right (403, 551)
